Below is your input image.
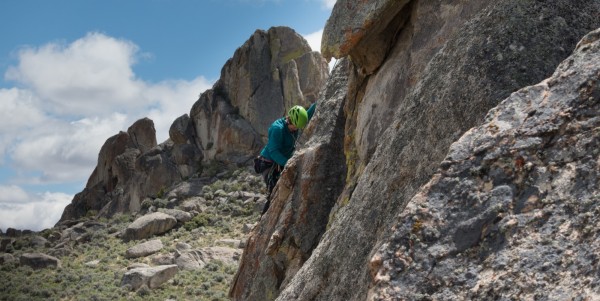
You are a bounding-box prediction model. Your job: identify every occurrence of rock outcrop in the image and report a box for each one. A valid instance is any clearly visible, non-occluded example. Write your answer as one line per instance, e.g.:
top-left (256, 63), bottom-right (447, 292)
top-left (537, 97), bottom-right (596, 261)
top-left (58, 26), bottom-right (328, 222)
top-left (59, 118), bottom-right (202, 222)
top-left (232, 0), bottom-right (600, 300)
top-left (121, 264), bottom-right (178, 290)
top-left (369, 27), bottom-right (600, 301)
top-left (125, 239), bottom-right (164, 259)
top-left (122, 212), bottom-right (177, 242)
top-left (175, 246), bottom-right (242, 271)
top-left (19, 253), bottom-right (61, 269)
top-left (190, 26), bottom-right (329, 164)
top-left (231, 57), bottom-right (350, 301)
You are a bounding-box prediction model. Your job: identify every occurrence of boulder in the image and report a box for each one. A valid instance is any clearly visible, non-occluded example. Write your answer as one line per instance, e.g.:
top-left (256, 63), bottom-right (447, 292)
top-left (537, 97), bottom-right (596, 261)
top-left (151, 253), bottom-right (175, 266)
top-left (0, 238), bottom-right (14, 253)
top-left (165, 179), bottom-right (208, 200)
top-left (122, 213), bottom-right (177, 242)
top-left (30, 236), bottom-right (50, 248)
top-left (48, 244), bottom-right (73, 258)
top-left (157, 208), bottom-right (192, 224)
top-left (20, 253), bottom-right (61, 269)
top-left (169, 114), bottom-right (193, 145)
top-left (5, 228), bottom-right (21, 237)
top-left (84, 260), bottom-right (100, 268)
top-left (0, 253), bottom-right (16, 265)
top-left (175, 242), bottom-right (192, 251)
top-left (179, 197), bottom-right (205, 212)
top-left (61, 224), bottom-right (88, 243)
top-left (200, 246), bottom-right (241, 266)
top-left (175, 246), bottom-right (242, 271)
top-left (45, 231), bottom-right (62, 243)
top-left (127, 263), bottom-right (150, 270)
top-left (216, 239), bottom-right (241, 249)
top-left (121, 265), bottom-right (178, 290)
top-left (127, 118), bottom-right (157, 154)
top-left (174, 249), bottom-right (205, 271)
top-left (242, 224), bottom-right (255, 234)
top-left (125, 239), bottom-right (164, 259)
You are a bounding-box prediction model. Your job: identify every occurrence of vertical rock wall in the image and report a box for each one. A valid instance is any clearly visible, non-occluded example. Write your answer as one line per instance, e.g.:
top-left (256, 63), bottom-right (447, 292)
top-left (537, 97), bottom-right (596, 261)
top-left (232, 0), bottom-right (600, 300)
top-left (370, 28), bottom-right (600, 300)
top-left (191, 26), bottom-right (329, 164)
top-left (231, 59), bottom-right (350, 301)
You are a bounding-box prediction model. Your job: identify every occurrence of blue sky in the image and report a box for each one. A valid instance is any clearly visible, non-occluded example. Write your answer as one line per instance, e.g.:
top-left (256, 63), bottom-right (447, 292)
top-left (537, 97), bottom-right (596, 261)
top-left (0, 0), bottom-right (335, 231)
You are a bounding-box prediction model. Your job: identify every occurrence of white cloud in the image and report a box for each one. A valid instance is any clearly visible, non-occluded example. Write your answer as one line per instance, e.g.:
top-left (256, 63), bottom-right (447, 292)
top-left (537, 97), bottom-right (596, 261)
top-left (2, 33), bottom-right (213, 187)
top-left (10, 114), bottom-right (129, 184)
top-left (302, 29), bottom-right (338, 73)
top-left (0, 88), bottom-right (47, 164)
top-left (0, 88), bottom-right (46, 131)
top-left (144, 76), bottom-right (212, 142)
top-left (0, 189), bottom-right (72, 232)
top-left (303, 29), bottom-right (323, 53)
top-left (0, 185), bottom-right (30, 204)
top-left (0, 32), bottom-right (215, 230)
top-left (322, 0), bottom-right (336, 9)
top-left (5, 33), bottom-right (146, 118)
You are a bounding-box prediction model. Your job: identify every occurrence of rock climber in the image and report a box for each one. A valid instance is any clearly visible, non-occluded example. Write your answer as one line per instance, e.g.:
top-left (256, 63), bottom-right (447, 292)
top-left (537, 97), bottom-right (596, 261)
top-left (254, 103), bottom-right (316, 214)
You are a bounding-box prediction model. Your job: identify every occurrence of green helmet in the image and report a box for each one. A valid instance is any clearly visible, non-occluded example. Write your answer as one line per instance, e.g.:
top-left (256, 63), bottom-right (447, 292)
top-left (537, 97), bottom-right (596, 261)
top-left (288, 105), bottom-right (308, 129)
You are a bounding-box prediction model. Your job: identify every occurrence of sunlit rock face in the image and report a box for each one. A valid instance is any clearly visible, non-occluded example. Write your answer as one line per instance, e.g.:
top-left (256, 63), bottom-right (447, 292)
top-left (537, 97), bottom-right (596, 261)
top-left (191, 26), bottom-right (329, 165)
top-left (231, 0), bottom-right (600, 300)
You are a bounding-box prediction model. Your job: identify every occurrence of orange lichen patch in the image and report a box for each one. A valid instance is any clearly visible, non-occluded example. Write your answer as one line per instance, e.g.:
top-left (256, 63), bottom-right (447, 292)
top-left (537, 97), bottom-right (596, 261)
top-left (339, 27), bottom-right (367, 56)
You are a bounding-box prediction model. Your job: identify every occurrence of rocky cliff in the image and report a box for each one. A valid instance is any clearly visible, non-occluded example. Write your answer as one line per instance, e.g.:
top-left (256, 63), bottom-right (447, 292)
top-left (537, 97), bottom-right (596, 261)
top-left (231, 0), bottom-right (600, 300)
top-left (369, 27), bottom-right (600, 301)
top-left (191, 26), bottom-right (329, 164)
top-left (58, 26), bottom-right (328, 223)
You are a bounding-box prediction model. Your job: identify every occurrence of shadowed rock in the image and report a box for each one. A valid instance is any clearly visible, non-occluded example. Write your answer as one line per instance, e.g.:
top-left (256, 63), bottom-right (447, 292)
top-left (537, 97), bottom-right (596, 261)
top-left (233, 1), bottom-right (600, 300)
top-left (369, 27), bottom-right (600, 301)
top-left (20, 253), bottom-right (61, 269)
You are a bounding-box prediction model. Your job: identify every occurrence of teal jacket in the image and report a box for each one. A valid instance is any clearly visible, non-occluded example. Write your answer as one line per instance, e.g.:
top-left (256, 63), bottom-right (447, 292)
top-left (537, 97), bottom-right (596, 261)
top-left (260, 103), bottom-right (316, 167)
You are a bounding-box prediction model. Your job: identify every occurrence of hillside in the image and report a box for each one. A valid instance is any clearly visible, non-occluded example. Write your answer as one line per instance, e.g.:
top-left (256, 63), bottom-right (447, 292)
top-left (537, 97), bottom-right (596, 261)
top-left (1, 166), bottom-right (263, 300)
top-left (2, 0), bottom-right (600, 300)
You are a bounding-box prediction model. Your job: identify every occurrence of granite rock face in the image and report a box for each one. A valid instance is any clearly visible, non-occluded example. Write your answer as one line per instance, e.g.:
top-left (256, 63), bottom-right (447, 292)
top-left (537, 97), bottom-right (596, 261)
top-left (232, 1), bottom-right (600, 300)
top-left (191, 26), bottom-right (329, 164)
top-left (369, 27), bottom-right (600, 301)
top-left (230, 58), bottom-right (350, 301)
top-left (59, 118), bottom-right (202, 222)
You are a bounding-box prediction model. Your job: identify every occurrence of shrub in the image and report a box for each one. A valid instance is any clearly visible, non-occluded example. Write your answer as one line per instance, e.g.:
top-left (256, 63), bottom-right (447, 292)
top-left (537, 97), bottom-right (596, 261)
top-left (157, 186), bottom-right (166, 198)
top-left (183, 213), bottom-right (217, 231)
